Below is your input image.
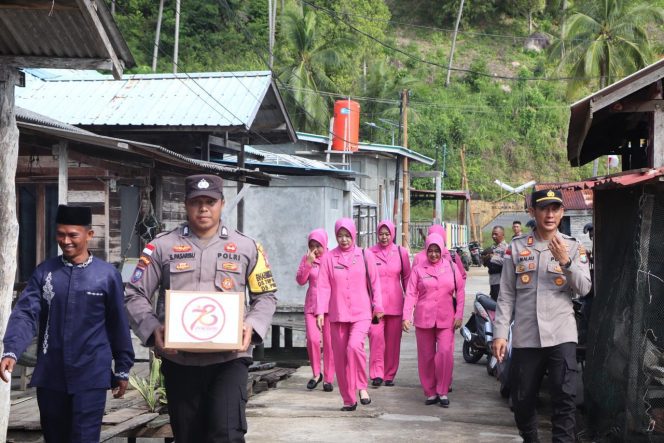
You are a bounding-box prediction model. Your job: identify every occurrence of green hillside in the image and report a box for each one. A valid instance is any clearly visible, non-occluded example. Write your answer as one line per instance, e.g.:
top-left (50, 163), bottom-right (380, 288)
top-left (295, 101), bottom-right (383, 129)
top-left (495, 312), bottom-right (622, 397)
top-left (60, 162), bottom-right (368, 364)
top-left (110, 0), bottom-right (664, 212)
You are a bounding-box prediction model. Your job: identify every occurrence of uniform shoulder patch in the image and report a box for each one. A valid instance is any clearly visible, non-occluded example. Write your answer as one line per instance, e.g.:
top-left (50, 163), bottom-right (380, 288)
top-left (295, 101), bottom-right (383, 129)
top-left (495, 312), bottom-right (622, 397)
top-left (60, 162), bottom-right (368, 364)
top-left (248, 243), bottom-right (277, 294)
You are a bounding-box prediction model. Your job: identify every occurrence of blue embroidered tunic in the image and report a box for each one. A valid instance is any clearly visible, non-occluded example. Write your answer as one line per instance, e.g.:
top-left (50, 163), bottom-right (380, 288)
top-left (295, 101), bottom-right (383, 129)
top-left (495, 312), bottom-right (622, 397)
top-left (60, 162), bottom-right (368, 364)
top-left (2, 255), bottom-right (134, 393)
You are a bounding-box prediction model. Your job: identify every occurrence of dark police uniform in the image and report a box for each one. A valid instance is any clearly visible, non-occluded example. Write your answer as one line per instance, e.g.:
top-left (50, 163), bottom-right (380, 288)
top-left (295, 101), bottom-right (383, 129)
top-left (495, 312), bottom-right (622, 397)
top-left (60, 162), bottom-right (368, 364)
top-left (494, 190), bottom-right (591, 443)
top-left (125, 175), bottom-right (277, 443)
top-left (2, 207), bottom-right (134, 442)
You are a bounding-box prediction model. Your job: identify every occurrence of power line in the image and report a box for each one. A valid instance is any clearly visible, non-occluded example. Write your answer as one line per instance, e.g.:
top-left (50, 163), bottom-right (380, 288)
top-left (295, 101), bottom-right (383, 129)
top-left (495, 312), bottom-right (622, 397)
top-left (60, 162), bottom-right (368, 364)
top-left (294, 0), bottom-right (594, 44)
top-left (281, 85), bottom-right (571, 111)
top-left (216, 0), bottom-right (365, 146)
top-left (111, 0), bottom-right (279, 147)
top-left (298, 0), bottom-right (605, 83)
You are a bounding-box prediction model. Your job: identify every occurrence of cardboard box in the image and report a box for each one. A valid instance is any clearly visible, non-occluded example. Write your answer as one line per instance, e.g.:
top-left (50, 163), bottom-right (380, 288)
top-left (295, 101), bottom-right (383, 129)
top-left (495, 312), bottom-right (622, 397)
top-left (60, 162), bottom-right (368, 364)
top-left (164, 290), bottom-right (244, 351)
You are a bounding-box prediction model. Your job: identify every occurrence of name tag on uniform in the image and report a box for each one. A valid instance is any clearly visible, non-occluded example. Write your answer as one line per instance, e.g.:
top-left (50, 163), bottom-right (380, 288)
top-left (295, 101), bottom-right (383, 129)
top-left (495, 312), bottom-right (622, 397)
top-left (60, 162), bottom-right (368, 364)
top-left (164, 290), bottom-right (244, 352)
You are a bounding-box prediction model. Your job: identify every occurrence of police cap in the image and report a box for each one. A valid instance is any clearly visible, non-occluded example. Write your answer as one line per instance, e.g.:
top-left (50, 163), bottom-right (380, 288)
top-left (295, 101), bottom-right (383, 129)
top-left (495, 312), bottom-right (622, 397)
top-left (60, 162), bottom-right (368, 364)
top-left (531, 189), bottom-right (563, 208)
top-left (185, 174), bottom-right (224, 201)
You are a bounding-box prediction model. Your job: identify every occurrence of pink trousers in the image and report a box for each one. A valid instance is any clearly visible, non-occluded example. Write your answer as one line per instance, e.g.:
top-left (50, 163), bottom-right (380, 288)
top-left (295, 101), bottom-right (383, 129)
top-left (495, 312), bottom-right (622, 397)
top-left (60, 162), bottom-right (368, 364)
top-left (304, 313), bottom-right (335, 383)
top-left (415, 326), bottom-right (454, 397)
top-left (368, 315), bottom-right (403, 381)
top-left (330, 320), bottom-right (370, 406)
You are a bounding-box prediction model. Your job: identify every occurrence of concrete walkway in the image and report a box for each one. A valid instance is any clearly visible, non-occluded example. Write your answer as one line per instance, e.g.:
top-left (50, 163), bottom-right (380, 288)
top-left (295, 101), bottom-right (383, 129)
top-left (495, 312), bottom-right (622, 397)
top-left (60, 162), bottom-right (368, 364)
top-left (246, 268), bottom-right (553, 442)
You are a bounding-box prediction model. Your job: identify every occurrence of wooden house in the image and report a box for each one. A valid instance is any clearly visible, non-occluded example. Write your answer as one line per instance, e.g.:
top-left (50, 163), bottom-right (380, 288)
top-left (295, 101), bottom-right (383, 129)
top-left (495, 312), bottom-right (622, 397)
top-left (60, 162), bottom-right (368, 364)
top-left (565, 58), bottom-right (664, 439)
top-left (14, 106), bottom-right (271, 283)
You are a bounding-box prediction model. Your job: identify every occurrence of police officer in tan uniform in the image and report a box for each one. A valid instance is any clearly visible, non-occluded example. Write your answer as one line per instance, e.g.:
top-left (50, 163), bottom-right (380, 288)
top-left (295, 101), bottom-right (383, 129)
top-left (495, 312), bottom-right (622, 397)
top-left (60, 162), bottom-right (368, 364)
top-left (125, 174), bottom-right (277, 442)
top-left (493, 189), bottom-right (591, 443)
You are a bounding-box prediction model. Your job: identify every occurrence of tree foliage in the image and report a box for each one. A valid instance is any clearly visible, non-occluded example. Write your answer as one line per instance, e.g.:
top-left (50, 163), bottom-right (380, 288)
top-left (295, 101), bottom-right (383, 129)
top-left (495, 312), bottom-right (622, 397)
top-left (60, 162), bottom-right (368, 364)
top-left (554, 0), bottom-right (664, 97)
top-left (109, 0), bottom-right (664, 203)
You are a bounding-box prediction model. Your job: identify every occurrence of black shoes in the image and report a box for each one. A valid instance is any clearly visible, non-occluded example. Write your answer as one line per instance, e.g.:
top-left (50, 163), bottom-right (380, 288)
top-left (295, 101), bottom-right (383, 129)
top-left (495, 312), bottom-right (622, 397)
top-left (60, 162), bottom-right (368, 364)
top-left (425, 396), bottom-right (439, 405)
top-left (340, 403), bottom-right (357, 411)
top-left (371, 377), bottom-right (383, 387)
top-left (359, 390), bottom-right (371, 405)
top-left (384, 380), bottom-right (395, 387)
top-left (307, 374), bottom-right (322, 390)
top-left (323, 383), bottom-right (333, 392)
top-left (439, 396), bottom-right (450, 408)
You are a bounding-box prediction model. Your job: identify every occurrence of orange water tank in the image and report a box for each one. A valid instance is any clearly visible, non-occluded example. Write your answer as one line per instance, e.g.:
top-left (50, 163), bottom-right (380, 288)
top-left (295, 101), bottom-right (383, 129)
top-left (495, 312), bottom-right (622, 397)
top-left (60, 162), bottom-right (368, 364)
top-left (332, 99), bottom-right (360, 152)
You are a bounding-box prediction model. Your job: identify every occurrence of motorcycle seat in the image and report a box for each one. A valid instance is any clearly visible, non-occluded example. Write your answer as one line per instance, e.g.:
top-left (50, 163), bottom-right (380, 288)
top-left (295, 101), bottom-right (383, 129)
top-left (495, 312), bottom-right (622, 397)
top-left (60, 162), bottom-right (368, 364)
top-left (476, 293), bottom-right (497, 312)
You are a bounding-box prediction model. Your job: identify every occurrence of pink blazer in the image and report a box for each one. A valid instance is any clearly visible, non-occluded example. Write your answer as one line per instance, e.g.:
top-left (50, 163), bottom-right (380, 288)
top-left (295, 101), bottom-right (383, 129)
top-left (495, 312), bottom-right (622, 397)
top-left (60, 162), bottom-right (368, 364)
top-left (403, 258), bottom-right (465, 329)
top-left (368, 244), bottom-right (411, 315)
top-left (413, 249), bottom-right (467, 280)
top-left (296, 255), bottom-right (323, 314)
top-left (316, 247), bottom-right (383, 322)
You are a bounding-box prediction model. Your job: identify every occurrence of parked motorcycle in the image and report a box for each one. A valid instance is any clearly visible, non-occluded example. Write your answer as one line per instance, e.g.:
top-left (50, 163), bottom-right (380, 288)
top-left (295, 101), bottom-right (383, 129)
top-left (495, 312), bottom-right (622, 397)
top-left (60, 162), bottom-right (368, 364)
top-left (451, 246), bottom-right (471, 271)
top-left (460, 292), bottom-right (497, 375)
top-left (468, 241), bottom-right (481, 266)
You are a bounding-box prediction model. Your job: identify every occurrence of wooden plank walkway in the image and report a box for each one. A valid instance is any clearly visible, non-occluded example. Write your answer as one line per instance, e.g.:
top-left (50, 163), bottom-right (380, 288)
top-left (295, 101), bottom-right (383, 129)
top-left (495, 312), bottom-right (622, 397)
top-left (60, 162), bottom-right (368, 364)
top-left (7, 364), bottom-right (295, 442)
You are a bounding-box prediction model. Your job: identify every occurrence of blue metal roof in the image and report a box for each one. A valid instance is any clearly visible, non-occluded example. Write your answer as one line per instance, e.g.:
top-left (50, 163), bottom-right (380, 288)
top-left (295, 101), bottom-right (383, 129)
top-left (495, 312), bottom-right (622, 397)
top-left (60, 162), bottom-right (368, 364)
top-left (216, 146), bottom-right (356, 179)
top-left (296, 132), bottom-right (435, 165)
top-left (16, 71), bottom-right (278, 129)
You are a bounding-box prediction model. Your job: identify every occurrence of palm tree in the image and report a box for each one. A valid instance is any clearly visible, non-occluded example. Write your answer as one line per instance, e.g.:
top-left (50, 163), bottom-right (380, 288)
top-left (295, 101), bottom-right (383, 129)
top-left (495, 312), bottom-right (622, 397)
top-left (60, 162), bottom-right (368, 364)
top-left (279, 6), bottom-right (348, 133)
top-left (556, 0), bottom-right (664, 98)
top-left (360, 60), bottom-right (419, 144)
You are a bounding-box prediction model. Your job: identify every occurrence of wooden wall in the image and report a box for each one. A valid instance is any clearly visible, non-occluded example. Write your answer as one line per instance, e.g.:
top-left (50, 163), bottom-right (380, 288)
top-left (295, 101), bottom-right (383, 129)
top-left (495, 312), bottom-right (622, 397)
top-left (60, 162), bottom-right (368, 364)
top-left (159, 175), bottom-right (187, 232)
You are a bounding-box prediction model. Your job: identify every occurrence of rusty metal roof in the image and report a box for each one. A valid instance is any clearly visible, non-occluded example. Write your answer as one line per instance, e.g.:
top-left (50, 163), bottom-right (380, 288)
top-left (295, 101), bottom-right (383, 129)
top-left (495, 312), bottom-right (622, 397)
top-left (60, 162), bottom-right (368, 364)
top-left (0, 0), bottom-right (134, 78)
top-left (532, 184), bottom-right (593, 210)
top-left (567, 58), bottom-right (664, 166)
top-left (530, 169), bottom-right (664, 205)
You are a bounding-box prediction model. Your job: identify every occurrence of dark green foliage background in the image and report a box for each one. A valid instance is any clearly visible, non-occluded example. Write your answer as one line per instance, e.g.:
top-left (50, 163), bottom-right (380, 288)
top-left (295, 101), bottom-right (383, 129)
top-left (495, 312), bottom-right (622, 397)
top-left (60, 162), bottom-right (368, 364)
top-left (109, 0), bottom-right (664, 216)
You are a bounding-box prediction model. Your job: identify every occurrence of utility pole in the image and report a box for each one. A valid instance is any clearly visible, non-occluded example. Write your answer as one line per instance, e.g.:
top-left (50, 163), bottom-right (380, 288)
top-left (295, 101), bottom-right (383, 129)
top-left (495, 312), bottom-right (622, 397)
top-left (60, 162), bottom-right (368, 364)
top-left (445, 0), bottom-right (465, 87)
top-left (268, 0), bottom-right (276, 69)
top-left (441, 143), bottom-right (448, 219)
top-left (401, 89), bottom-right (410, 247)
top-left (460, 145), bottom-right (476, 240)
top-left (152, 0), bottom-right (165, 73)
top-left (173, 0), bottom-right (181, 73)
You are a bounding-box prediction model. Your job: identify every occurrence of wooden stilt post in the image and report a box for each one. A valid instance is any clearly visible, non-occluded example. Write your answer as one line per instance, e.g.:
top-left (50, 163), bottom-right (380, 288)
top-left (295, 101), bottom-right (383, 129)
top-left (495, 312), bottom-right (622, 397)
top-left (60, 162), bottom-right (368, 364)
top-left (401, 89), bottom-right (410, 247)
top-left (0, 66), bottom-right (20, 442)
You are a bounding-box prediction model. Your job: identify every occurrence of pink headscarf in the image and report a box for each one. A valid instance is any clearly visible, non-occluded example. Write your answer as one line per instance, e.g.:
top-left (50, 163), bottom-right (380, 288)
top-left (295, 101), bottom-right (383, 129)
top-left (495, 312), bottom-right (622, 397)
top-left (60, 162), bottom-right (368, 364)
top-left (376, 220), bottom-right (395, 250)
top-left (334, 218), bottom-right (357, 251)
top-left (428, 224), bottom-right (446, 244)
top-left (425, 233), bottom-right (448, 265)
top-left (308, 229), bottom-right (328, 262)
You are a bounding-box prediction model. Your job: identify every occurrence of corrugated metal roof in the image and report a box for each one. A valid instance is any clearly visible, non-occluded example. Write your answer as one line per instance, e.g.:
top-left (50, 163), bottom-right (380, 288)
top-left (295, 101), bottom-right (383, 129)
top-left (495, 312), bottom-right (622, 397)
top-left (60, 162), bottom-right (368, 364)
top-left (352, 184), bottom-right (376, 206)
top-left (17, 71), bottom-right (274, 128)
top-left (531, 169), bottom-right (664, 207)
top-left (297, 132), bottom-right (435, 165)
top-left (216, 146), bottom-right (356, 179)
top-left (16, 106), bottom-right (91, 134)
top-left (0, 0), bottom-right (134, 77)
top-left (16, 120), bottom-right (273, 186)
top-left (532, 184), bottom-right (593, 210)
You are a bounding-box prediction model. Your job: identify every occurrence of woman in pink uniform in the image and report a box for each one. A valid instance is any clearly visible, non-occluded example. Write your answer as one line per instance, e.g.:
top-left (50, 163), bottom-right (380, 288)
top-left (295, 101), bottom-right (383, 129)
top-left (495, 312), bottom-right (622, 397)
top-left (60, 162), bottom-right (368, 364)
top-left (403, 233), bottom-right (465, 407)
top-left (368, 220), bottom-right (411, 387)
top-left (296, 228), bottom-right (334, 392)
top-left (412, 224), bottom-right (466, 280)
top-left (316, 218), bottom-right (384, 411)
